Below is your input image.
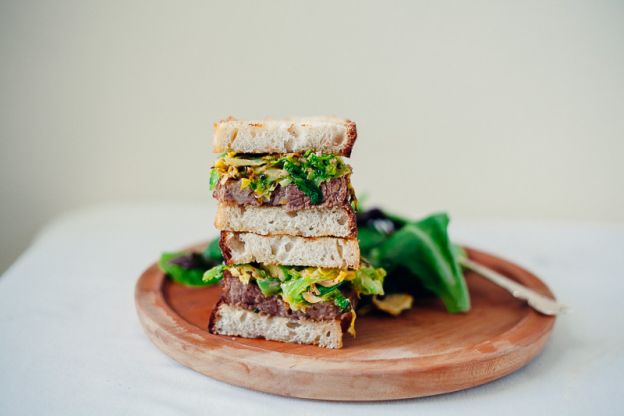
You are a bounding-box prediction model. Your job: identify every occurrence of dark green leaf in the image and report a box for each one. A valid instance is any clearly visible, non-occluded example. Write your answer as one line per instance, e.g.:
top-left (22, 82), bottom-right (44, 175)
top-left (357, 227), bottom-right (388, 254)
top-left (159, 252), bottom-right (212, 287)
top-left (282, 159), bottom-right (323, 204)
top-left (330, 291), bottom-right (352, 311)
top-left (202, 237), bottom-right (223, 262)
top-left (367, 212), bottom-right (470, 313)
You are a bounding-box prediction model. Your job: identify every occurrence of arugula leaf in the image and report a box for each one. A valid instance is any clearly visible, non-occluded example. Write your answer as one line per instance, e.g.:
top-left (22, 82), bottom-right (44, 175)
top-left (362, 211), bottom-right (470, 313)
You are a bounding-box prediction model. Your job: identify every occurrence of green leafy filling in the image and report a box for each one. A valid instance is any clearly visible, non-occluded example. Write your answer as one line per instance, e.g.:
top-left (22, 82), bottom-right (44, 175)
top-left (201, 263), bottom-right (386, 312)
top-left (209, 150), bottom-right (351, 205)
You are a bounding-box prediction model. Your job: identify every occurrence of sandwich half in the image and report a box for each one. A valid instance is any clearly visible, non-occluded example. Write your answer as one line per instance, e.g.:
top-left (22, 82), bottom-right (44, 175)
top-left (208, 263), bottom-right (386, 348)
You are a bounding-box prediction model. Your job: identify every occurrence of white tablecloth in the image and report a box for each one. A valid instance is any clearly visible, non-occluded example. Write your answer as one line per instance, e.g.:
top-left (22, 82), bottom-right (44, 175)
top-left (1, 203), bottom-right (622, 415)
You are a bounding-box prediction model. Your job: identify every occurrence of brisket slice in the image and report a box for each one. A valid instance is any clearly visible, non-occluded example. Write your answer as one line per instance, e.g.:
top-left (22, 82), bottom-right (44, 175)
top-left (213, 176), bottom-right (352, 211)
top-left (218, 272), bottom-right (355, 323)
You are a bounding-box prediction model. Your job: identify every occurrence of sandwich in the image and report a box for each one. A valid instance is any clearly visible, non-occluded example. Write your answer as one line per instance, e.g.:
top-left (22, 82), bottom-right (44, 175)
top-left (205, 117), bottom-right (385, 348)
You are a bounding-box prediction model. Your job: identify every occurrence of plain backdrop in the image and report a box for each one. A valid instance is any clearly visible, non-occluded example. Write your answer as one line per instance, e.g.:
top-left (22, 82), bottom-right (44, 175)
top-left (1, 0), bottom-right (623, 274)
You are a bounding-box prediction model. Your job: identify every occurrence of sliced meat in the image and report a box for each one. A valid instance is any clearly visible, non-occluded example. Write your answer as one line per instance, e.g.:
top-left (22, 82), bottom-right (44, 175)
top-left (213, 176), bottom-right (352, 211)
top-left (220, 272), bottom-right (355, 322)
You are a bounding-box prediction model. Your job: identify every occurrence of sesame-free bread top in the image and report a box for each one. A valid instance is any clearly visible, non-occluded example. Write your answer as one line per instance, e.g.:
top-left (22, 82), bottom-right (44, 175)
top-left (213, 117), bottom-right (357, 157)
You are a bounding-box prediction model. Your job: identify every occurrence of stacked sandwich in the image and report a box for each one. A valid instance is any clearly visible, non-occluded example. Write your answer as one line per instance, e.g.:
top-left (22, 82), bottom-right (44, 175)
top-left (206, 117), bottom-right (385, 348)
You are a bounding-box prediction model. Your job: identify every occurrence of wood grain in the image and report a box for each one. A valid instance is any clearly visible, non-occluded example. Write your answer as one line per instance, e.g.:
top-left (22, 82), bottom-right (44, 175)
top-left (135, 246), bottom-right (556, 401)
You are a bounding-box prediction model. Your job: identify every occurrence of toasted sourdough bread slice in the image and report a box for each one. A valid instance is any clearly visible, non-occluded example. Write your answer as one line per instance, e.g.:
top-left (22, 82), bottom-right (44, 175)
top-left (213, 117), bottom-right (357, 157)
top-left (220, 232), bottom-right (360, 269)
top-left (211, 303), bottom-right (344, 348)
top-left (215, 203), bottom-right (357, 238)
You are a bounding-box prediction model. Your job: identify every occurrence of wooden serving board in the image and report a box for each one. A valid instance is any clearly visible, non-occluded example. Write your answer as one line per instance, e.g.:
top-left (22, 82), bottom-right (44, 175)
top-left (135, 246), bottom-right (556, 401)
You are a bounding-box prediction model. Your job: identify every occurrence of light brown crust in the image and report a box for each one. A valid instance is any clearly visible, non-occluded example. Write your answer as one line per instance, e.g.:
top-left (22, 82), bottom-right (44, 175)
top-left (208, 299), bottom-right (223, 333)
top-left (342, 119), bottom-right (357, 157)
top-left (218, 236), bottom-right (232, 264)
top-left (345, 206), bottom-right (357, 237)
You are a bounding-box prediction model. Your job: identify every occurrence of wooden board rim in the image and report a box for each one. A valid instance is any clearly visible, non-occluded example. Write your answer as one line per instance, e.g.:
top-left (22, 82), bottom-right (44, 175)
top-left (135, 245), bottom-right (556, 400)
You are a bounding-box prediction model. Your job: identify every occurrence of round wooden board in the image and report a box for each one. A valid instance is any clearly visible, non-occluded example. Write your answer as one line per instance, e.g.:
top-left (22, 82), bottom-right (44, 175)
top-left (135, 246), bottom-right (556, 401)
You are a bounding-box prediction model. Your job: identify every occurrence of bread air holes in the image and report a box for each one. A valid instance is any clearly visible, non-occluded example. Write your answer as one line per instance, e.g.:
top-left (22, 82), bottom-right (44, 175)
top-left (230, 234), bottom-right (245, 254)
top-left (286, 321), bottom-right (300, 329)
top-left (287, 124), bottom-right (299, 138)
top-left (337, 216), bottom-right (347, 225)
top-left (336, 242), bottom-right (344, 258)
top-left (333, 133), bottom-right (345, 146)
top-left (283, 241), bottom-right (293, 253)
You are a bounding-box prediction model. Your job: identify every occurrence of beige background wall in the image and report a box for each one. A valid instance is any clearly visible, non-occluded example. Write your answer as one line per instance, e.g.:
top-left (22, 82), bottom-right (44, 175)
top-left (1, 0), bottom-right (623, 273)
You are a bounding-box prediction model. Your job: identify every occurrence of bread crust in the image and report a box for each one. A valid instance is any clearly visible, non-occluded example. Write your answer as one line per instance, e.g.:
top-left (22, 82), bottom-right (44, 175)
top-left (342, 119), bottom-right (357, 157)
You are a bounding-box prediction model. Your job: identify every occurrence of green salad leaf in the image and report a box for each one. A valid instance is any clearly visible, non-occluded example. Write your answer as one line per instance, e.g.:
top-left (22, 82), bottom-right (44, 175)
top-left (158, 252), bottom-right (214, 287)
top-left (358, 210), bottom-right (470, 313)
top-left (158, 240), bottom-right (224, 287)
top-left (203, 237), bottom-right (223, 262)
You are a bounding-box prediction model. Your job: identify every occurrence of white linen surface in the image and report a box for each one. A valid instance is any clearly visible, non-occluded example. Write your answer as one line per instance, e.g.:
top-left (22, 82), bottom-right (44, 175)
top-left (1, 203), bottom-right (622, 415)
